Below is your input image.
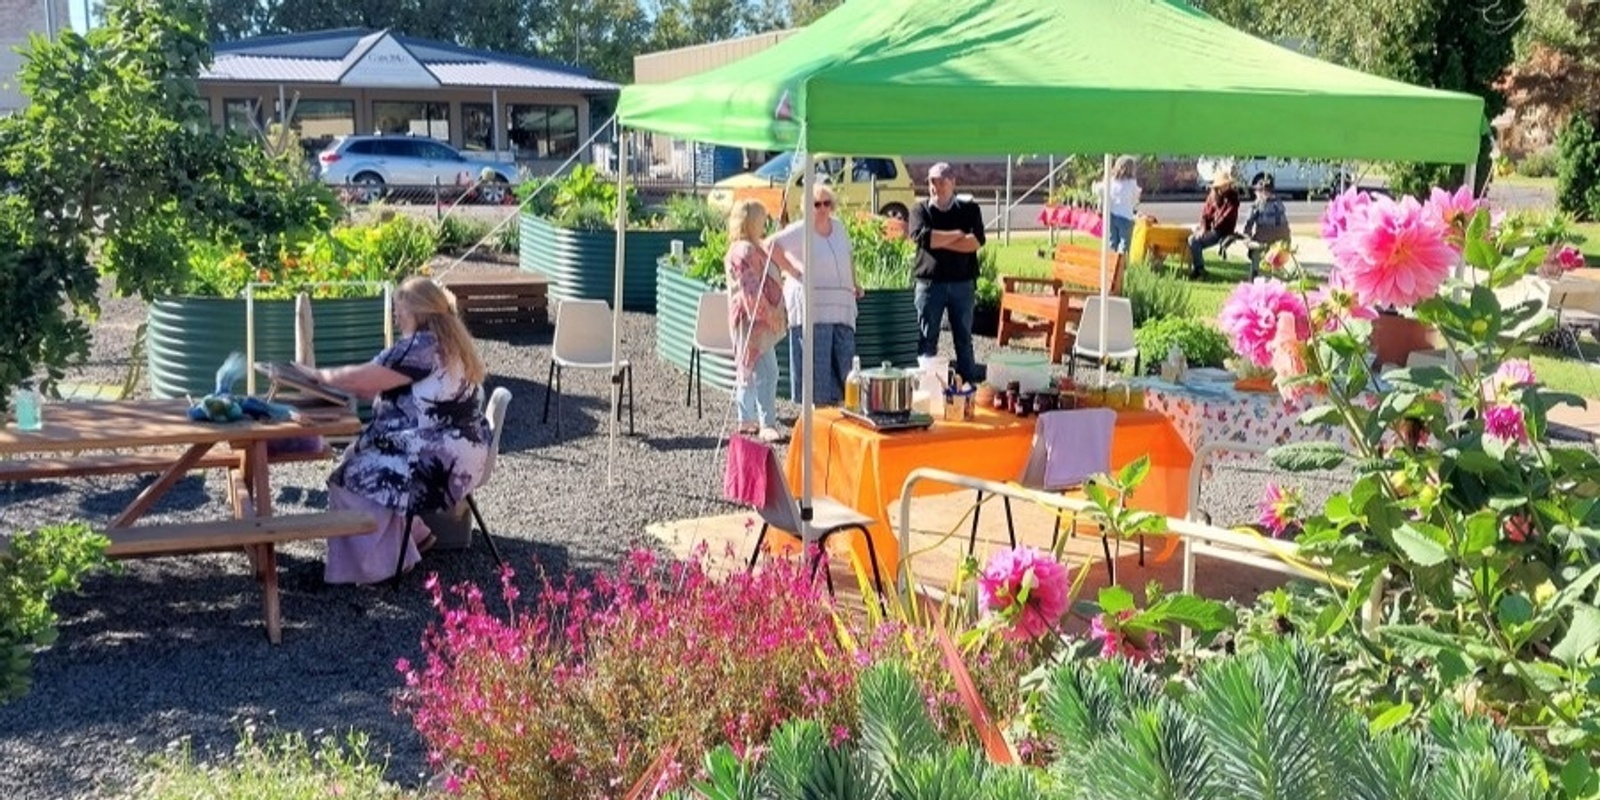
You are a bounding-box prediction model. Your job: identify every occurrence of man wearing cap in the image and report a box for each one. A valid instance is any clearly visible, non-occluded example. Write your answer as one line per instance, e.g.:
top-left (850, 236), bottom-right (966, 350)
top-left (1187, 172), bottom-right (1241, 279)
top-left (908, 162), bottom-right (986, 383)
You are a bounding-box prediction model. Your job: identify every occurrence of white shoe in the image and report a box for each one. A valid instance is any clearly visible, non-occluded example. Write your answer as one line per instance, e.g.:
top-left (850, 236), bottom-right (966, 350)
top-left (758, 426), bottom-right (785, 443)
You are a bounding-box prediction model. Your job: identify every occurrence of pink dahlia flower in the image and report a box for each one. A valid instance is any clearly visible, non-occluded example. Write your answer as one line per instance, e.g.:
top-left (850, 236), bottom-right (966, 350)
top-left (977, 547), bottom-right (1070, 640)
top-left (1219, 279), bottom-right (1310, 368)
top-left (1309, 272), bottom-right (1380, 332)
top-left (1088, 610), bottom-right (1159, 662)
top-left (1258, 483), bottom-right (1304, 539)
top-left (1321, 187), bottom-right (1372, 242)
top-left (1332, 193), bottom-right (1457, 308)
top-left (1422, 184), bottom-right (1481, 232)
top-left (1557, 245), bottom-right (1586, 271)
top-left (1484, 403), bottom-right (1529, 445)
top-left (1494, 359), bottom-right (1537, 390)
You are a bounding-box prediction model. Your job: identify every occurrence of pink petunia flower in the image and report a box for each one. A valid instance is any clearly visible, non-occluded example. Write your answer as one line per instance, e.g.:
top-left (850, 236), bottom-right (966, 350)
top-left (1484, 403), bottom-right (1529, 445)
top-left (1331, 193), bottom-right (1458, 308)
top-left (1218, 278), bottom-right (1311, 368)
top-left (1258, 483), bottom-right (1304, 538)
top-left (976, 547), bottom-right (1070, 640)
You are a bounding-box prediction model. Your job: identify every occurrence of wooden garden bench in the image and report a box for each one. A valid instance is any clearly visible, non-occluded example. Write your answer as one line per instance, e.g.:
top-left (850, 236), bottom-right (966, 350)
top-left (438, 269), bottom-right (549, 332)
top-left (105, 511), bottom-right (377, 644)
top-left (996, 244), bottom-right (1126, 364)
top-left (0, 443), bottom-right (332, 483)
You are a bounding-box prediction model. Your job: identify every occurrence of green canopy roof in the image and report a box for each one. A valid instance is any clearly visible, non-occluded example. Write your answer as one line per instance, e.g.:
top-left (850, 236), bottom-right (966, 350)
top-left (617, 0), bottom-right (1484, 163)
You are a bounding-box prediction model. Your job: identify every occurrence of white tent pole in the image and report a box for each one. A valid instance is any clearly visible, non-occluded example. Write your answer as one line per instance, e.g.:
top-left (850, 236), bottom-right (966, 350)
top-left (1455, 160), bottom-right (1479, 287)
top-left (799, 149), bottom-right (817, 535)
top-left (607, 126), bottom-right (629, 487)
top-left (1097, 153), bottom-right (1113, 386)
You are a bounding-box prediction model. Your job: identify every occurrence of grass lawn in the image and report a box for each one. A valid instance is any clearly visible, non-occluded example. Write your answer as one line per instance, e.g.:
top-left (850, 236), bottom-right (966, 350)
top-left (1575, 221), bottom-right (1600, 266)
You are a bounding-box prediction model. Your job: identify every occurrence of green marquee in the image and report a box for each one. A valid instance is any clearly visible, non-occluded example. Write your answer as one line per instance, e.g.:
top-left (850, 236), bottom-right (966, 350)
top-left (617, 0), bottom-right (1484, 163)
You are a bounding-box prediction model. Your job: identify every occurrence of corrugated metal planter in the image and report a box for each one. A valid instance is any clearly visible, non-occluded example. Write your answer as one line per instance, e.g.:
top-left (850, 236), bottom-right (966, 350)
top-left (655, 260), bottom-right (916, 392)
top-left (146, 296), bottom-right (388, 399)
top-left (520, 215), bottom-right (701, 313)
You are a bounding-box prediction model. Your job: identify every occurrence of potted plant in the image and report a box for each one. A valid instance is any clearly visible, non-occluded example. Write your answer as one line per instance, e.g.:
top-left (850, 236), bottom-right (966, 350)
top-left (146, 216), bottom-right (437, 399)
top-left (519, 167), bottom-right (710, 313)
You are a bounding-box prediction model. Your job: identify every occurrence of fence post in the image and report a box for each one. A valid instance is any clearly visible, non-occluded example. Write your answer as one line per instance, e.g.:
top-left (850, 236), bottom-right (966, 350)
top-left (433, 177), bottom-right (443, 220)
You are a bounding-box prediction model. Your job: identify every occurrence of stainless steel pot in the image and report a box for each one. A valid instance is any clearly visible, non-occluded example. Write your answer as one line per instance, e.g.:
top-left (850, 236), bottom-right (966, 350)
top-left (860, 361), bottom-right (915, 416)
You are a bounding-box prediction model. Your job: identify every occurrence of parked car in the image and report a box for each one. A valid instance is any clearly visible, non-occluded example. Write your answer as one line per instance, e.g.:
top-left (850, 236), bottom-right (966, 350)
top-left (706, 152), bottom-right (918, 222)
top-left (316, 135), bottom-right (520, 204)
top-left (1194, 156), bottom-right (1354, 197)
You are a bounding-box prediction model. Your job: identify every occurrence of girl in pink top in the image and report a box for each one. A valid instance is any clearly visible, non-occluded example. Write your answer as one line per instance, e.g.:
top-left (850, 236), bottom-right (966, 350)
top-left (725, 199), bottom-right (796, 441)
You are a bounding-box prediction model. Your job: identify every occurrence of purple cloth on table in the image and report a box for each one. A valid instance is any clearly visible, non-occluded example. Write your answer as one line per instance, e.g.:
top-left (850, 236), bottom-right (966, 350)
top-left (1034, 408), bottom-right (1116, 489)
top-left (723, 434), bottom-right (769, 506)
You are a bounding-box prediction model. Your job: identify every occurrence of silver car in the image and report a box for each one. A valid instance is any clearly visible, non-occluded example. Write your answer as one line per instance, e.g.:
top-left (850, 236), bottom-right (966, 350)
top-left (316, 135), bottom-right (520, 204)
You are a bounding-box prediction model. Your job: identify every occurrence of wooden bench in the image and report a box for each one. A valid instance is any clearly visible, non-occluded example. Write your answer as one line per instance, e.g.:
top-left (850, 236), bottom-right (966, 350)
top-left (0, 444), bottom-right (332, 484)
top-left (996, 244), bottom-right (1126, 364)
top-left (105, 511), bottom-right (377, 644)
top-left (439, 269), bottom-right (549, 332)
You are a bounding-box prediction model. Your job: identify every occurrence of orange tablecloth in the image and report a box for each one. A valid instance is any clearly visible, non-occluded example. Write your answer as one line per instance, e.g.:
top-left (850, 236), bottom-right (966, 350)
top-left (783, 408), bottom-right (1192, 581)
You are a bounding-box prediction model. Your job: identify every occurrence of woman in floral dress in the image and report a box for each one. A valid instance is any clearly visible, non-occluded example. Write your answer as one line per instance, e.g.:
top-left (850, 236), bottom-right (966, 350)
top-left (317, 276), bottom-right (492, 584)
top-left (725, 199), bottom-right (796, 442)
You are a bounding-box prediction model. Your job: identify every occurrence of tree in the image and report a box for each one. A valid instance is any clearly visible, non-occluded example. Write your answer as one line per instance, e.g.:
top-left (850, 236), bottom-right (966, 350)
top-left (1557, 112), bottom-right (1600, 220)
top-left (649, 0), bottom-right (757, 53)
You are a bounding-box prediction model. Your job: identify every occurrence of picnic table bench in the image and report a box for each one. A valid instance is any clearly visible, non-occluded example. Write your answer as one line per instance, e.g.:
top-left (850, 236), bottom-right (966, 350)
top-left (438, 269), bottom-right (548, 332)
top-left (996, 243), bottom-right (1126, 364)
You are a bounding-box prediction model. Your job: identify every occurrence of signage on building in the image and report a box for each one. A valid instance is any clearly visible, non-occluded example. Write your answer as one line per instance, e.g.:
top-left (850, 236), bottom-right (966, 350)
top-left (340, 34), bottom-right (440, 88)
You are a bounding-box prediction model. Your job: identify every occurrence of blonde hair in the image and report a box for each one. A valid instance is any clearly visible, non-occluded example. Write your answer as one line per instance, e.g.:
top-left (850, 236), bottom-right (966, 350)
top-left (1113, 155), bottom-right (1137, 181)
top-left (727, 199), bottom-right (769, 243)
top-left (396, 276), bottom-right (487, 385)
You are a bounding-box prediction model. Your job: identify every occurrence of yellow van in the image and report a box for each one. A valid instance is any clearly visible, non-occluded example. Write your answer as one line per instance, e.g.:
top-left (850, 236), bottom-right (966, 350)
top-left (706, 152), bottom-right (917, 223)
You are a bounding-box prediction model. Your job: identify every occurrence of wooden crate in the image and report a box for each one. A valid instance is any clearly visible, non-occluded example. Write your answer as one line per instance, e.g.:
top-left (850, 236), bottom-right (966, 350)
top-left (439, 269), bottom-right (549, 331)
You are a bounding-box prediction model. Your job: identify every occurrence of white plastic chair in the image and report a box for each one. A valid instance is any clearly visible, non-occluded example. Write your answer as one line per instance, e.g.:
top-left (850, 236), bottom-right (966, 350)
top-left (1069, 296), bottom-right (1140, 379)
top-left (541, 299), bottom-right (633, 436)
top-left (968, 408), bottom-right (1117, 561)
top-left (399, 387), bottom-right (511, 579)
top-left (687, 291), bottom-right (736, 419)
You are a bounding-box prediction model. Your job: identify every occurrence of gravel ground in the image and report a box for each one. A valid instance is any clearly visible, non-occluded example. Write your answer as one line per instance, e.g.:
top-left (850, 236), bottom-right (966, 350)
top-left (0, 265), bottom-right (1329, 799)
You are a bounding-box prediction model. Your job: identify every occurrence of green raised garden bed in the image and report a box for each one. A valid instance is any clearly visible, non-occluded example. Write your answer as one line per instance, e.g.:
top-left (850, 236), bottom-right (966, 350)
top-left (520, 215), bottom-right (701, 313)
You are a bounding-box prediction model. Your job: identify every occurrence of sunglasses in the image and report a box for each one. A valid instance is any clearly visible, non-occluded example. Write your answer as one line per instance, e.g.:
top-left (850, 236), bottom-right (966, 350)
top-left (813, 200), bottom-right (834, 208)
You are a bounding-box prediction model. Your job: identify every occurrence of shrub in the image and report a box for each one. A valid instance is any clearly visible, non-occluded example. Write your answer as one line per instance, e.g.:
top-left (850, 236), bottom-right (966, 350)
top-left (846, 214), bottom-right (915, 290)
top-left (491, 219), bottom-right (519, 255)
top-left (1, 523), bottom-right (107, 704)
top-left (1557, 112), bottom-right (1600, 221)
top-left (679, 227), bottom-right (730, 288)
top-left (659, 194), bottom-right (724, 233)
top-left (183, 216), bottom-right (438, 299)
top-left (1516, 147), bottom-right (1561, 178)
top-left (1121, 262), bottom-right (1192, 327)
top-left (127, 726), bottom-right (411, 799)
top-left (434, 215), bottom-right (494, 255)
top-left (1133, 317), bottom-right (1231, 370)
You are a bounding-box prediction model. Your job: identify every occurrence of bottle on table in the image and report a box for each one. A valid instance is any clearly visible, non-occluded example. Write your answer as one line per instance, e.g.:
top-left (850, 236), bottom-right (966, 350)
top-left (11, 384), bottom-right (42, 431)
top-left (844, 356), bottom-right (863, 412)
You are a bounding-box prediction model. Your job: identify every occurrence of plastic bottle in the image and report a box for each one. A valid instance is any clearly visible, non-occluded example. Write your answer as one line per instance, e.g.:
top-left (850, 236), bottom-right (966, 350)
top-left (12, 384), bottom-right (42, 431)
top-left (843, 356), bottom-right (863, 412)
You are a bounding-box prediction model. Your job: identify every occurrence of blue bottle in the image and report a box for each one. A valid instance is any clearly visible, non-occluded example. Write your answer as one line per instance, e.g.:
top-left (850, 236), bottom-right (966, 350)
top-left (12, 386), bottom-right (42, 431)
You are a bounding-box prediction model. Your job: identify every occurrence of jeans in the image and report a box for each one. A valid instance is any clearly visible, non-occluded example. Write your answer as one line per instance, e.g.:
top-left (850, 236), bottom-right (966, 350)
top-left (1188, 229), bottom-right (1225, 276)
top-left (914, 279), bottom-right (977, 383)
top-left (1107, 214), bottom-right (1134, 255)
top-left (735, 347), bottom-right (780, 428)
top-left (788, 323), bottom-right (856, 405)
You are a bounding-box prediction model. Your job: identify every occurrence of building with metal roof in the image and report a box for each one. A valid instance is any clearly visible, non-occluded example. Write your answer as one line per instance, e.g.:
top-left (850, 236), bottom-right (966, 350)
top-left (200, 28), bottom-right (619, 171)
top-left (0, 0), bottom-right (71, 113)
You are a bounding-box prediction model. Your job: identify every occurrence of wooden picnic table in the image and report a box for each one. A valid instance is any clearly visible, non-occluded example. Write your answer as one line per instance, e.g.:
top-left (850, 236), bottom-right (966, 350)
top-left (0, 399), bottom-right (368, 643)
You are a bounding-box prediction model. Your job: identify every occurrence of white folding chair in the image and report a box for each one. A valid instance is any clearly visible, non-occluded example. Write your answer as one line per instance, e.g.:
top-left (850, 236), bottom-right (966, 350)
top-left (541, 299), bottom-right (633, 436)
top-left (968, 408), bottom-right (1117, 561)
top-left (687, 291), bottom-right (736, 419)
top-left (397, 387), bottom-right (511, 580)
top-left (1069, 296), bottom-right (1140, 379)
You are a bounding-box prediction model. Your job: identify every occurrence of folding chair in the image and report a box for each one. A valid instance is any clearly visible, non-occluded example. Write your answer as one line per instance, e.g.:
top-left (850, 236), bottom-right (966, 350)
top-left (735, 436), bottom-right (887, 602)
top-left (393, 387), bottom-right (511, 581)
top-left (686, 291), bottom-right (736, 419)
top-left (542, 298), bottom-right (634, 436)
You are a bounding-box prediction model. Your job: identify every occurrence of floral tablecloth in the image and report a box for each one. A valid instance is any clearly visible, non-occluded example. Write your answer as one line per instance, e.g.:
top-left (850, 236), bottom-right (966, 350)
top-left (1135, 378), bottom-right (1355, 461)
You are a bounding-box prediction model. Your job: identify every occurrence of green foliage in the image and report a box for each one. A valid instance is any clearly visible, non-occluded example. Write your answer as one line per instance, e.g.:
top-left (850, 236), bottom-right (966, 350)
top-left (0, 0), bottom-right (339, 406)
top-left (127, 726), bottom-right (412, 799)
top-left (660, 193), bottom-right (725, 233)
top-left (1516, 148), bottom-right (1562, 178)
top-left (1134, 317), bottom-right (1231, 371)
top-left (434, 214), bottom-right (495, 255)
top-left (845, 214), bottom-right (914, 291)
top-left (181, 216), bottom-right (437, 299)
top-left (1558, 113), bottom-right (1600, 222)
top-left (529, 164), bottom-right (647, 230)
top-left (491, 218), bottom-right (520, 254)
top-left (0, 523), bottom-right (108, 704)
top-left (1123, 262), bottom-right (1193, 327)
top-left (676, 227), bottom-right (731, 289)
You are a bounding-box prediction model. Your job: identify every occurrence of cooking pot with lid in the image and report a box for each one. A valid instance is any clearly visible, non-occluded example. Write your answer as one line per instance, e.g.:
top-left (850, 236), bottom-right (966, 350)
top-left (860, 361), bottom-right (915, 416)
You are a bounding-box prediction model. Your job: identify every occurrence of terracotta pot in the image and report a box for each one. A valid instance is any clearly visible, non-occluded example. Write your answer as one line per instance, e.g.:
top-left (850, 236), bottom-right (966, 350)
top-left (1370, 314), bottom-right (1440, 368)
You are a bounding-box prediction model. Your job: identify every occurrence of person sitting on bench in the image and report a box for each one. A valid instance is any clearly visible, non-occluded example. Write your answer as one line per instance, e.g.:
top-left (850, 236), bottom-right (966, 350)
top-left (1188, 173), bottom-right (1240, 279)
top-left (1241, 174), bottom-right (1292, 278)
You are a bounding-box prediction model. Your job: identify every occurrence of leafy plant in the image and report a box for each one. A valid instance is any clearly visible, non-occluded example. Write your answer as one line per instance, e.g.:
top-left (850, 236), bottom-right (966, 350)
top-left (434, 214), bottom-right (494, 255)
top-left (1516, 148), bottom-right (1561, 178)
top-left (526, 163), bottom-right (654, 230)
top-left (676, 227), bottom-right (731, 289)
top-left (1, 523), bottom-right (108, 704)
top-left (1134, 317), bottom-right (1231, 370)
top-left (182, 216), bottom-right (437, 299)
top-left (1122, 262), bottom-right (1193, 327)
top-left (128, 725), bottom-right (412, 799)
top-left (492, 219), bottom-right (520, 254)
top-left (845, 214), bottom-right (914, 291)
top-left (660, 193), bottom-right (724, 233)
top-left (1558, 112), bottom-right (1600, 221)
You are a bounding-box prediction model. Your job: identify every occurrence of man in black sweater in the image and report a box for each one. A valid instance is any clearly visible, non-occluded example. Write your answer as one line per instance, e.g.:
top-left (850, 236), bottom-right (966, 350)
top-left (908, 162), bottom-right (986, 383)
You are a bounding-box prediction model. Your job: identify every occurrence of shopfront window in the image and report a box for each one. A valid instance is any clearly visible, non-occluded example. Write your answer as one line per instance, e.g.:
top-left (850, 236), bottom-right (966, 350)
top-left (223, 98), bottom-right (261, 135)
top-left (461, 102), bottom-right (494, 151)
top-left (507, 104), bottom-right (579, 159)
top-left (372, 100), bottom-right (450, 141)
top-left (291, 99), bottom-right (355, 154)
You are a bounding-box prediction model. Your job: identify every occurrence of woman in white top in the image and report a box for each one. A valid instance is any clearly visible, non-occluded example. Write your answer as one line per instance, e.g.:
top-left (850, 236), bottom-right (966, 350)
top-left (767, 184), bottom-right (861, 406)
top-left (1092, 155), bottom-right (1143, 255)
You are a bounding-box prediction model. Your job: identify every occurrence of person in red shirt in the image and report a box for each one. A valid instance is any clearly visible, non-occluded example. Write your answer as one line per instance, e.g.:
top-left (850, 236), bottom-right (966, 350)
top-left (1188, 173), bottom-right (1241, 279)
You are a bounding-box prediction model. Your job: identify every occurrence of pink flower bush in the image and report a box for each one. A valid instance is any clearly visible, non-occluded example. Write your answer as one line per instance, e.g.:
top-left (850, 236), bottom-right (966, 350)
top-left (977, 547), bottom-right (1070, 640)
top-left (1258, 483), bottom-right (1304, 539)
top-left (1219, 279), bottom-right (1311, 368)
top-left (1088, 610), bottom-right (1160, 662)
top-left (1484, 404), bottom-right (1529, 445)
top-left (1324, 190), bottom-right (1458, 308)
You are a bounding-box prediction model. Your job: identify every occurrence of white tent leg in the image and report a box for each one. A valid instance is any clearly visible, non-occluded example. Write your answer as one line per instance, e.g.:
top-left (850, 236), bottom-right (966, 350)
top-left (799, 151), bottom-right (816, 538)
top-left (608, 128), bottom-right (630, 487)
top-left (1456, 161), bottom-right (1478, 286)
top-left (1097, 153), bottom-right (1113, 386)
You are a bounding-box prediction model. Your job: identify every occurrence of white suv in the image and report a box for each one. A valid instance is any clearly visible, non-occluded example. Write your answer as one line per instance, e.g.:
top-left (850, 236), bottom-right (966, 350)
top-left (316, 135), bottom-right (520, 203)
top-left (1195, 156), bottom-right (1353, 197)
